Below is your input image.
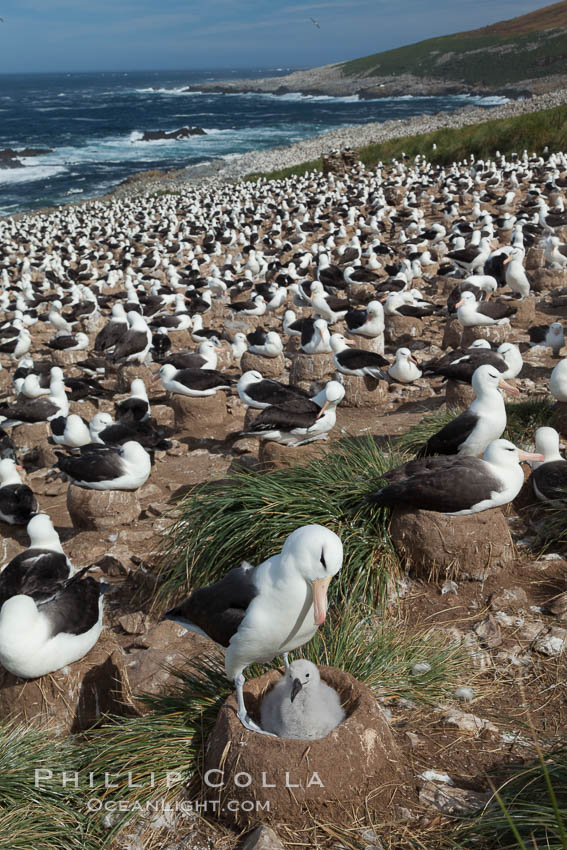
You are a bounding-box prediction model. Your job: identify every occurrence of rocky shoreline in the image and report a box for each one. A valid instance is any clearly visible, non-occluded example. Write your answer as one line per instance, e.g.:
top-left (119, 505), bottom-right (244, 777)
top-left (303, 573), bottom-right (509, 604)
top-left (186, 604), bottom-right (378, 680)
top-left (105, 86), bottom-right (567, 201)
top-left (180, 62), bottom-right (546, 100)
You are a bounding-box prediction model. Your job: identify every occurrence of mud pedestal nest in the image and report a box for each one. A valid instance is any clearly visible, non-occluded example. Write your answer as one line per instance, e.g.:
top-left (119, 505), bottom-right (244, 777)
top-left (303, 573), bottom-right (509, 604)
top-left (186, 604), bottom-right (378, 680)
top-left (169, 391), bottom-right (227, 438)
top-left (241, 351), bottom-right (286, 379)
top-left (289, 352), bottom-right (335, 393)
top-left (390, 506), bottom-right (514, 581)
top-left (203, 666), bottom-right (408, 828)
top-left (67, 483), bottom-right (141, 530)
top-left (258, 438), bottom-right (328, 470)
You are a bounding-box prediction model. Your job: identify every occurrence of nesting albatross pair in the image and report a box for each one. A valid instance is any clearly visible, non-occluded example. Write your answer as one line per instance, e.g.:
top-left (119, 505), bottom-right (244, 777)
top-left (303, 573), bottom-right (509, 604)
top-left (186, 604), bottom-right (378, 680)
top-left (166, 524), bottom-right (343, 734)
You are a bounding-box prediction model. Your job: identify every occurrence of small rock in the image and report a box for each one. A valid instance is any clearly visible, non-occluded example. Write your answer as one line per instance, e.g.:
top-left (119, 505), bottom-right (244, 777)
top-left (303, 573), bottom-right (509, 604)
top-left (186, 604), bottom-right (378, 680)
top-left (454, 687), bottom-right (475, 702)
top-left (473, 615), bottom-right (503, 648)
top-left (95, 552), bottom-right (132, 577)
top-left (492, 611), bottom-right (515, 627)
top-left (419, 782), bottom-right (491, 815)
top-left (548, 592), bottom-right (567, 621)
top-left (405, 731), bottom-right (421, 748)
top-left (533, 627), bottom-right (567, 657)
top-left (412, 661), bottom-right (432, 675)
top-left (419, 769), bottom-right (454, 785)
top-left (441, 580), bottom-right (459, 595)
top-left (518, 621), bottom-right (546, 643)
top-left (241, 825), bottom-right (285, 850)
top-left (440, 709), bottom-right (498, 735)
top-left (462, 632), bottom-right (492, 669)
top-left (494, 646), bottom-right (533, 667)
top-left (118, 612), bottom-right (150, 635)
top-left (490, 586), bottom-right (528, 611)
top-left (166, 442), bottom-right (188, 457)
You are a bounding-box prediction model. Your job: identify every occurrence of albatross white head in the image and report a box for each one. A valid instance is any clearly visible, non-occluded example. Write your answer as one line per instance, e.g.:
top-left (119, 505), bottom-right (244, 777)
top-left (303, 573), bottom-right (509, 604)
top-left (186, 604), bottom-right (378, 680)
top-left (471, 363), bottom-right (520, 399)
top-left (26, 513), bottom-right (64, 553)
top-left (280, 524), bottom-right (343, 626)
top-left (482, 439), bottom-right (544, 472)
top-left (0, 458), bottom-right (23, 487)
top-left (533, 426), bottom-right (563, 468)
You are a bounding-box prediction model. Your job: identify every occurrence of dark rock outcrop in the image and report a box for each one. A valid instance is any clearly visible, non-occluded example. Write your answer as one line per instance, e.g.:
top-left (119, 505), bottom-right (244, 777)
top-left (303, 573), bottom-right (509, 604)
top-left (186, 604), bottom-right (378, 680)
top-left (0, 147), bottom-right (53, 169)
top-left (141, 127), bottom-right (206, 141)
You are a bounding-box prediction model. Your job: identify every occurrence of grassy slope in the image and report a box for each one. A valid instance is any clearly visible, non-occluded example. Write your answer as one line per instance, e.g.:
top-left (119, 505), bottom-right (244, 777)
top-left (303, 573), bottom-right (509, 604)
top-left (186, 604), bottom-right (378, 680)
top-left (339, 1), bottom-right (567, 85)
top-left (244, 102), bottom-right (567, 182)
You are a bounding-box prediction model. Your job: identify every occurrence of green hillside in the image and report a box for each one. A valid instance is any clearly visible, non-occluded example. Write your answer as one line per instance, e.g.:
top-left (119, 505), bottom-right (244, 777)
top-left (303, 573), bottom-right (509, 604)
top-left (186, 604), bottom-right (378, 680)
top-left (340, 1), bottom-right (567, 85)
top-left (244, 103), bottom-right (567, 182)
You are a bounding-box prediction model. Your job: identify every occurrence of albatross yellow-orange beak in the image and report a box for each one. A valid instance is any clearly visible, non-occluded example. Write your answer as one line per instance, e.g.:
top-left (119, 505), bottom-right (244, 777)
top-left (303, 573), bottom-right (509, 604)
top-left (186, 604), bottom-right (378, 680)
top-left (312, 575), bottom-right (332, 626)
top-left (455, 298), bottom-right (465, 309)
top-left (517, 450), bottom-right (545, 462)
top-left (315, 399), bottom-right (329, 420)
top-left (498, 378), bottom-right (520, 396)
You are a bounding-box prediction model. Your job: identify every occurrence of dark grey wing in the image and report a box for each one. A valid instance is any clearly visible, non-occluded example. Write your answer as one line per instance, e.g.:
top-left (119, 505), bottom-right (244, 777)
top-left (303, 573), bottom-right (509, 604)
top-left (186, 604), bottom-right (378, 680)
top-left (383, 455), bottom-right (479, 483)
top-left (477, 302), bottom-right (517, 320)
top-left (0, 427), bottom-right (16, 460)
top-left (424, 351), bottom-right (506, 383)
top-left (40, 576), bottom-right (102, 637)
top-left (367, 459), bottom-right (501, 512)
top-left (94, 321), bottom-right (126, 352)
top-left (338, 349), bottom-right (388, 370)
top-left (528, 324), bottom-right (548, 344)
top-left (532, 461), bottom-right (567, 499)
top-left (111, 330), bottom-right (148, 361)
top-left (56, 445), bottom-right (124, 482)
top-left (0, 398), bottom-right (60, 422)
top-left (165, 563), bottom-right (258, 647)
top-left (326, 296), bottom-right (349, 311)
top-left (247, 399), bottom-right (320, 432)
top-left (247, 328), bottom-right (267, 346)
top-left (247, 380), bottom-right (309, 406)
top-left (47, 335), bottom-right (76, 350)
top-left (115, 397), bottom-right (149, 422)
top-left (175, 368), bottom-right (234, 390)
top-left (345, 308), bottom-right (367, 331)
top-left (0, 550), bottom-right (71, 607)
top-left (0, 484), bottom-right (37, 521)
top-left (300, 318), bottom-right (316, 347)
top-left (424, 410), bottom-right (480, 456)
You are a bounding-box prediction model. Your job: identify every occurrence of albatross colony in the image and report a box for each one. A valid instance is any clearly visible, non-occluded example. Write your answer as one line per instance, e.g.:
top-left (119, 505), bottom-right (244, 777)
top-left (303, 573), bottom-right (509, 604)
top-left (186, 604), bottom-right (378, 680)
top-left (0, 140), bottom-right (566, 744)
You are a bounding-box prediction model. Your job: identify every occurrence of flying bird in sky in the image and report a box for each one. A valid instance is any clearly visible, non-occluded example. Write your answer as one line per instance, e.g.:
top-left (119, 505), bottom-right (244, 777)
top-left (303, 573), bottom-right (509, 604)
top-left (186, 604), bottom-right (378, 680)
top-left (310, 16), bottom-right (320, 29)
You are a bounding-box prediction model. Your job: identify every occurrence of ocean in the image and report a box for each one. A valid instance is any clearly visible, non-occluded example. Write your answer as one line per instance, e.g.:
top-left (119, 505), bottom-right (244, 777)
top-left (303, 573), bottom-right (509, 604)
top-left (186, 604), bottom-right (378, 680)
top-left (0, 68), bottom-right (509, 218)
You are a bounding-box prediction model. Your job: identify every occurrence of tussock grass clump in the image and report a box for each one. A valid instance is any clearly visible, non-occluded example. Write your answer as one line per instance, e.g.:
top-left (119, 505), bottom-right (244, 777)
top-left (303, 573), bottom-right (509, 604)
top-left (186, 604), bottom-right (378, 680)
top-left (395, 407), bottom-right (460, 455)
top-left (82, 654), bottom-right (228, 842)
top-left (505, 397), bottom-right (556, 447)
top-left (455, 745), bottom-right (567, 850)
top-left (532, 492), bottom-right (567, 555)
top-left (0, 723), bottom-right (99, 850)
top-left (157, 435), bottom-right (405, 609)
top-left (306, 605), bottom-right (467, 705)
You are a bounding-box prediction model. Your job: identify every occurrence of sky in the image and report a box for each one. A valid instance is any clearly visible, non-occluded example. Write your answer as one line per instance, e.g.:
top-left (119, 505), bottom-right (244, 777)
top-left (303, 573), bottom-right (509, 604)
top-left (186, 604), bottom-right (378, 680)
top-left (0, 0), bottom-right (558, 74)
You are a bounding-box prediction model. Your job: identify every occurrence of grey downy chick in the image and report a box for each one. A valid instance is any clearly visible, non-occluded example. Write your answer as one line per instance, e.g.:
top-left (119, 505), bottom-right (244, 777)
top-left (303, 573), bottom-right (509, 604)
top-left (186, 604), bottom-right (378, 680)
top-left (260, 659), bottom-right (345, 739)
